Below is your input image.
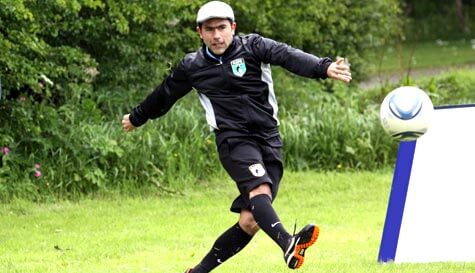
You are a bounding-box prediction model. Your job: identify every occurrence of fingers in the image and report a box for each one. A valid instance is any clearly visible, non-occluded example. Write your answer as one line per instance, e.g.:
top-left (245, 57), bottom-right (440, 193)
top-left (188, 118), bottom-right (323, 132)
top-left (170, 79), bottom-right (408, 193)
top-left (338, 74), bottom-right (352, 83)
top-left (332, 69), bottom-right (352, 83)
top-left (331, 71), bottom-right (352, 83)
top-left (331, 58), bottom-right (352, 83)
top-left (122, 114), bottom-right (135, 132)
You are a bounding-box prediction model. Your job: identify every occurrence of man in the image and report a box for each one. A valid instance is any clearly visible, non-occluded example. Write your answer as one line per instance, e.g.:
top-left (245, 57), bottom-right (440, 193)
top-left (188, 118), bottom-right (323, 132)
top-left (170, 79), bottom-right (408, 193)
top-left (122, 1), bottom-right (352, 272)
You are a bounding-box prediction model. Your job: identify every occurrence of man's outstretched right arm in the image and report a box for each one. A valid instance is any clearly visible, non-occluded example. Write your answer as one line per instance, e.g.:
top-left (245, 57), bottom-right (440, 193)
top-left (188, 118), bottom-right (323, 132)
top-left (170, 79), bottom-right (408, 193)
top-left (123, 59), bottom-right (193, 131)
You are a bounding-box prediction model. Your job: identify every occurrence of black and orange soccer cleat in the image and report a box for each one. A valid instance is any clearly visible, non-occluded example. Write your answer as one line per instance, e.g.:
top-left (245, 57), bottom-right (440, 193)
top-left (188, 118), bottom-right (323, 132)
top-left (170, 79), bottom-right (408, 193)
top-left (284, 224), bottom-right (320, 269)
top-left (184, 268), bottom-right (193, 273)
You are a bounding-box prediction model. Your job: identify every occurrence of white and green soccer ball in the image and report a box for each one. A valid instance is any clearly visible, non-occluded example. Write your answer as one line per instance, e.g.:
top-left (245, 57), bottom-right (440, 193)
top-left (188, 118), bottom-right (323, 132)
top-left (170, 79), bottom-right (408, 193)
top-left (380, 86), bottom-right (434, 141)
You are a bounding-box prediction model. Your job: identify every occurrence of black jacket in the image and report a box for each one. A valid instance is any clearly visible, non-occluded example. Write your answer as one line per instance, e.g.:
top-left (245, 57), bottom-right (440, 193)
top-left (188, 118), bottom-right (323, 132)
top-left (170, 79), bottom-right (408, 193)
top-left (129, 34), bottom-right (332, 145)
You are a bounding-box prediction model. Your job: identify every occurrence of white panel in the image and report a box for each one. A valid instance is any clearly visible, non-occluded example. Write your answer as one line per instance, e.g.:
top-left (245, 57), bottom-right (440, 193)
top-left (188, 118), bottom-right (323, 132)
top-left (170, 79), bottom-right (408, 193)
top-left (395, 106), bottom-right (475, 262)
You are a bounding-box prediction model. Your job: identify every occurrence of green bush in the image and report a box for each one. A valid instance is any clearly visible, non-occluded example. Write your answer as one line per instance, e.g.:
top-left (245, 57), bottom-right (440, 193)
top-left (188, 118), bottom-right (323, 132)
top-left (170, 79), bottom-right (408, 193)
top-left (1, 0), bottom-right (402, 105)
top-left (273, 68), bottom-right (396, 171)
top-left (2, 0), bottom-right (453, 201)
top-left (4, 69), bottom-right (475, 200)
top-left (234, 0), bottom-right (402, 81)
top-left (0, 1), bottom-right (97, 105)
top-left (0, 93), bottom-right (220, 200)
top-left (0, 96), bottom-right (104, 200)
top-left (357, 70), bottom-right (475, 109)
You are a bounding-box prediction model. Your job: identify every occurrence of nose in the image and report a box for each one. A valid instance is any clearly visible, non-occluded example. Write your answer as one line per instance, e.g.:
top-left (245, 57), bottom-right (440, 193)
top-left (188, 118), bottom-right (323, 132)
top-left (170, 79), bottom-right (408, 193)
top-left (212, 29), bottom-right (221, 40)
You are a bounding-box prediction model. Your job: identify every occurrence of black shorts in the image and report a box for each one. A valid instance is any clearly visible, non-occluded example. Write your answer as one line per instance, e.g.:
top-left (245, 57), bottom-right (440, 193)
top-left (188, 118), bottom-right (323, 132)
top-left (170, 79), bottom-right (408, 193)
top-left (217, 136), bottom-right (284, 213)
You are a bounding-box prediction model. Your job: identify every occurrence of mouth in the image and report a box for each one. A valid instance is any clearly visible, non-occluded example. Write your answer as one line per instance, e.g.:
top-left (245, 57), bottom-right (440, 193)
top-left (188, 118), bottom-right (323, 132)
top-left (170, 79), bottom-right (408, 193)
top-left (212, 42), bottom-right (225, 48)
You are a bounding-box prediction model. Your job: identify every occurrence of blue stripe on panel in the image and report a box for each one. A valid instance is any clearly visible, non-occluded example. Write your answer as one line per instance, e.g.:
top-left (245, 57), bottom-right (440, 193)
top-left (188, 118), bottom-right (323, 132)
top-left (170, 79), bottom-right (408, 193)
top-left (378, 140), bottom-right (417, 263)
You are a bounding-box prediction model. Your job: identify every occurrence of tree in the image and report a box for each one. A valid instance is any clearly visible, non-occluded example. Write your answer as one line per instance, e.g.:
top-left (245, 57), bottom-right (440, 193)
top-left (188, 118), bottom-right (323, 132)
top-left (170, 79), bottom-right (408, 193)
top-left (401, 0), bottom-right (473, 40)
top-left (455, 0), bottom-right (470, 33)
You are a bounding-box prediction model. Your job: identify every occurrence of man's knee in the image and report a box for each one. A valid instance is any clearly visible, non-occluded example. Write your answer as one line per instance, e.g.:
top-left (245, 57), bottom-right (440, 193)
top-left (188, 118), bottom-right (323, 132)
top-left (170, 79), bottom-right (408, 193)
top-left (239, 209), bottom-right (260, 235)
top-left (249, 182), bottom-right (272, 199)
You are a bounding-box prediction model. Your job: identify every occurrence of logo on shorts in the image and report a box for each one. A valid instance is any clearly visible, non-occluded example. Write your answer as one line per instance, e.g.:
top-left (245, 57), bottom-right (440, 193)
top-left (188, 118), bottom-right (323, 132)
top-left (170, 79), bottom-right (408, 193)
top-left (249, 163), bottom-right (266, 177)
top-left (231, 58), bottom-right (246, 77)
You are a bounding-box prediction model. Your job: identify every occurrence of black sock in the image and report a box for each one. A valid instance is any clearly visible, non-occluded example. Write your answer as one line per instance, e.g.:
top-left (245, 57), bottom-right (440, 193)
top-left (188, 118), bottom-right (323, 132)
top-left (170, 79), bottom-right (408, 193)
top-left (193, 223), bottom-right (253, 273)
top-left (249, 194), bottom-right (291, 251)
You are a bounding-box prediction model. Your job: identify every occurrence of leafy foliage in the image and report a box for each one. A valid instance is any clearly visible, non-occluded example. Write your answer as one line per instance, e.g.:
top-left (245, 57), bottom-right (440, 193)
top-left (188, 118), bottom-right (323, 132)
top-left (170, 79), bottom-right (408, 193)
top-left (7, 0), bottom-right (467, 201)
top-left (235, 0), bottom-right (402, 81)
top-left (3, 69), bottom-right (475, 200)
top-left (0, 1), bottom-right (96, 106)
top-left (1, 0), bottom-right (402, 101)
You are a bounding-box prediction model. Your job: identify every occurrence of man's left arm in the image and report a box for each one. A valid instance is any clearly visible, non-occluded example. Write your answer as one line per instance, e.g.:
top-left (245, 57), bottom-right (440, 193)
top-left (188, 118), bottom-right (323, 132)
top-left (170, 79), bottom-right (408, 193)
top-left (250, 35), bottom-right (351, 83)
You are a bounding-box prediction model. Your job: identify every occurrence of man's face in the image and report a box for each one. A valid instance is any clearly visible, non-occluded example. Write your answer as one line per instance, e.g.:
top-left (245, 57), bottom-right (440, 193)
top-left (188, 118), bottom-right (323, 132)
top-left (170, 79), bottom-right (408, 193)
top-left (197, 18), bottom-right (236, 56)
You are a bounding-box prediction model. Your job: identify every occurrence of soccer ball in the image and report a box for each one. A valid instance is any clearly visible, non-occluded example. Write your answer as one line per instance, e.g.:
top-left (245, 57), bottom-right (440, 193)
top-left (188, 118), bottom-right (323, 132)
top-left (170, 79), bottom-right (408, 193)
top-left (380, 86), bottom-right (434, 141)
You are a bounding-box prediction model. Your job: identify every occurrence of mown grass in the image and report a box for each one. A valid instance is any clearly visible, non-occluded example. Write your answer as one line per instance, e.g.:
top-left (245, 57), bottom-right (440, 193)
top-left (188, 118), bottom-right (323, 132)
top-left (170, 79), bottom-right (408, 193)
top-left (365, 39), bottom-right (475, 75)
top-left (1, 171), bottom-right (474, 272)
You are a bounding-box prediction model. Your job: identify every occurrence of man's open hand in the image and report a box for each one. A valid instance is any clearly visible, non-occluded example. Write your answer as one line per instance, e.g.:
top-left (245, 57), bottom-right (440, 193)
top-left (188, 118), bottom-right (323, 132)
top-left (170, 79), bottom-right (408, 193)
top-left (327, 57), bottom-right (352, 83)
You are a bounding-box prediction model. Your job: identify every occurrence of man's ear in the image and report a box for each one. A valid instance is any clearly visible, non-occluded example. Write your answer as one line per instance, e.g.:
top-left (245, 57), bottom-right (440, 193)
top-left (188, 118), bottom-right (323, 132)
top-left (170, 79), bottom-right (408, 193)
top-left (196, 26), bottom-right (203, 39)
top-left (231, 22), bottom-right (237, 35)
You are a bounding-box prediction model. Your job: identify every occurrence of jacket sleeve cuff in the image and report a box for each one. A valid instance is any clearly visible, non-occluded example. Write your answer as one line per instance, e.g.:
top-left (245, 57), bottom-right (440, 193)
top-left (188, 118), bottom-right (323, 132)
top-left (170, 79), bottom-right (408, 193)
top-left (315, 57), bottom-right (333, 79)
top-left (129, 107), bottom-right (148, 127)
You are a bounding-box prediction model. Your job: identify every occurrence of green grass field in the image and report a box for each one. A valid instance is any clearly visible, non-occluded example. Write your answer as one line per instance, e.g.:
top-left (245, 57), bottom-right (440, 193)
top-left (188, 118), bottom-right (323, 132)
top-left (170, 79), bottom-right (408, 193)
top-left (366, 40), bottom-right (475, 75)
top-left (2, 171), bottom-right (474, 272)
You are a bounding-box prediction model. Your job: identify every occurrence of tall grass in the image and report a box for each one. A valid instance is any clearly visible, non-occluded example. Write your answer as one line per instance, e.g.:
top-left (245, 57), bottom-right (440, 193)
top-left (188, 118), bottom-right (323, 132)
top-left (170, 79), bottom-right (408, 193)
top-left (1, 68), bottom-right (475, 200)
top-left (280, 96), bottom-right (394, 171)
